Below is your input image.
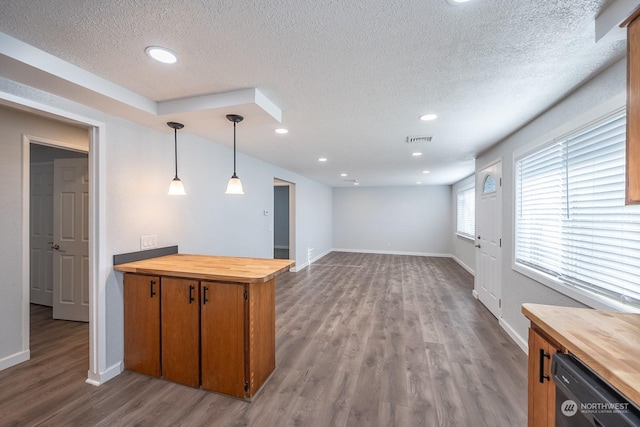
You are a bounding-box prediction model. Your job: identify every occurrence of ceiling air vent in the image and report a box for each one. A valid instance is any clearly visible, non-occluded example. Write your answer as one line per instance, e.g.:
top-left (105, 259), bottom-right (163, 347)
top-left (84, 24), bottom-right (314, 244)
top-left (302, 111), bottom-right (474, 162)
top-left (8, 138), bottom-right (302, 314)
top-left (406, 135), bottom-right (433, 144)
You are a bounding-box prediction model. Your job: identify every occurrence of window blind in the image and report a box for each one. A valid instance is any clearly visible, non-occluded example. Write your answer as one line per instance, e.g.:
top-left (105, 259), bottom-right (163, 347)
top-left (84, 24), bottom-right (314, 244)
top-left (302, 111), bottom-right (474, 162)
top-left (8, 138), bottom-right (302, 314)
top-left (515, 112), bottom-right (640, 308)
top-left (457, 187), bottom-right (475, 238)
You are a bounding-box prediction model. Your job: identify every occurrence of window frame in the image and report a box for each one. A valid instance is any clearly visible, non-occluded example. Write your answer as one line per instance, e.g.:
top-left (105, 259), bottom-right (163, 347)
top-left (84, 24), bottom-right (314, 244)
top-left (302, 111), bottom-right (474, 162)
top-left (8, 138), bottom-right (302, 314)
top-left (456, 184), bottom-right (476, 240)
top-left (511, 99), bottom-right (640, 313)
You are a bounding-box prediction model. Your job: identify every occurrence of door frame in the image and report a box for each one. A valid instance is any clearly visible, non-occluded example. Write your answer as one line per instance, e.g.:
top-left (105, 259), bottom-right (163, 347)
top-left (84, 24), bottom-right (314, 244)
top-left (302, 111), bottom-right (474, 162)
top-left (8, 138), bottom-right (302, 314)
top-left (473, 157), bottom-right (503, 318)
top-left (3, 89), bottom-right (109, 385)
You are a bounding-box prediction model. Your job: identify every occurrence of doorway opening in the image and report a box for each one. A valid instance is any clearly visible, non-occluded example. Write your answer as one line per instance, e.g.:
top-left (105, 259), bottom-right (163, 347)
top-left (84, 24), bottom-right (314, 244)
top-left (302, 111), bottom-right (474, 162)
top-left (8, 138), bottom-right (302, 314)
top-left (30, 142), bottom-right (89, 322)
top-left (273, 178), bottom-right (295, 261)
top-left (0, 94), bottom-right (107, 384)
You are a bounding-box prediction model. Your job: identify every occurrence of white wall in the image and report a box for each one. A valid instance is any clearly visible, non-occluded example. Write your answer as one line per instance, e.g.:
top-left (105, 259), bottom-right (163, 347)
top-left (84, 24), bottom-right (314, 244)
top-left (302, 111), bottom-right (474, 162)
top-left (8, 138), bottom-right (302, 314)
top-left (0, 77), bottom-right (333, 378)
top-left (451, 174), bottom-right (476, 274)
top-left (475, 58), bottom-right (627, 349)
top-left (332, 185), bottom-right (451, 255)
top-left (0, 104), bottom-right (89, 368)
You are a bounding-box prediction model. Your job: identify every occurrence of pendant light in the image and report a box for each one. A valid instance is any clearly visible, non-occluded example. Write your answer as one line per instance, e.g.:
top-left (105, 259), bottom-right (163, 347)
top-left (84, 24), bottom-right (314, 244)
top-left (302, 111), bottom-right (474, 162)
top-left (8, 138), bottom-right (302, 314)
top-left (225, 114), bottom-right (245, 194)
top-left (167, 121), bottom-right (186, 195)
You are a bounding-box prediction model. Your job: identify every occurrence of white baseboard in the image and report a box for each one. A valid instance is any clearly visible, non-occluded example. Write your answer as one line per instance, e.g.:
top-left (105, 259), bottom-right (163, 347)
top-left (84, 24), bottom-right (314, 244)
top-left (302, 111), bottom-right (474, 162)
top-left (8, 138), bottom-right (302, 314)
top-left (0, 349), bottom-right (30, 371)
top-left (312, 249), bottom-right (331, 263)
top-left (331, 248), bottom-right (451, 257)
top-left (499, 317), bottom-right (528, 354)
top-left (290, 249), bottom-right (331, 272)
top-left (452, 256), bottom-right (475, 276)
top-left (86, 361), bottom-right (123, 386)
top-left (289, 262), bottom-right (307, 272)
top-left (472, 289), bottom-right (479, 299)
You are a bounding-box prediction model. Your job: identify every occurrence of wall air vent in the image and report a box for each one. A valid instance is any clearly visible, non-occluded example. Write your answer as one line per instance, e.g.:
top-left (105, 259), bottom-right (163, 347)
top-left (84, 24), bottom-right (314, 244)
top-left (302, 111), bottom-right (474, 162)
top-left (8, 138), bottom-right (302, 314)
top-left (406, 135), bottom-right (433, 144)
top-left (343, 179), bottom-right (358, 183)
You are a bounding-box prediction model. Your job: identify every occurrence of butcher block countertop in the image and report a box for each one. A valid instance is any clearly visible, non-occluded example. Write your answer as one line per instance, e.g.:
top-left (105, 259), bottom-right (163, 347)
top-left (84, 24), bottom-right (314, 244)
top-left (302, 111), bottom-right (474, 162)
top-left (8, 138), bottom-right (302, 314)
top-left (522, 303), bottom-right (640, 407)
top-left (113, 254), bottom-right (295, 283)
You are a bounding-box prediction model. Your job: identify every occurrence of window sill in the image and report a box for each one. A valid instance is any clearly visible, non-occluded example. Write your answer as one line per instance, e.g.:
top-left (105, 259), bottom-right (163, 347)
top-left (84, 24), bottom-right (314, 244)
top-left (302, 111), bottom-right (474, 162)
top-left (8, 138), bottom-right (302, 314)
top-left (456, 233), bottom-right (474, 242)
top-left (512, 262), bottom-right (640, 313)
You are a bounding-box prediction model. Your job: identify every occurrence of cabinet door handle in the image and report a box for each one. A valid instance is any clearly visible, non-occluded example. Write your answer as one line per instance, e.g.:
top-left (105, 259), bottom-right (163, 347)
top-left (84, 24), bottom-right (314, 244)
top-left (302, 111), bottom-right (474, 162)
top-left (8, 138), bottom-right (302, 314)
top-left (150, 280), bottom-right (157, 298)
top-left (203, 286), bottom-right (209, 305)
top-left (539, 349), bottom-right (550, 383)
top-left (189, 285), bottom-right (195, 304)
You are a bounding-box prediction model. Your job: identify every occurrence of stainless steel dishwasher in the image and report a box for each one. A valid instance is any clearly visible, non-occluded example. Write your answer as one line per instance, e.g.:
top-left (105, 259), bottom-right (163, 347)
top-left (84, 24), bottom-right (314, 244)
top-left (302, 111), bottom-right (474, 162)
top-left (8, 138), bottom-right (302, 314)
top-left (552, 352), bottom-right (640, 426)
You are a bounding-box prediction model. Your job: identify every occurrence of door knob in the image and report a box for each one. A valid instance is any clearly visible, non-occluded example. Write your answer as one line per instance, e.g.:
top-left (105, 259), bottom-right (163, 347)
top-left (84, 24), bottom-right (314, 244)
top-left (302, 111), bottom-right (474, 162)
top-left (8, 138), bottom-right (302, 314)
top-left (475, 244), bottom-right (481, 248)
top-left (51, 244), bottom-right (60, 251)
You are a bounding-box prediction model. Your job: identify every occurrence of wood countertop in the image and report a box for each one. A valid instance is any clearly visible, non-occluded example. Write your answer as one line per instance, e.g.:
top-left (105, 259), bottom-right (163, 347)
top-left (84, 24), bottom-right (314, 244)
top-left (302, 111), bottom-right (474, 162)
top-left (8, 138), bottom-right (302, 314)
top-left (113, 254), bottom-right (295, 283)
top-left (522, 303), bottom-right (640, 407)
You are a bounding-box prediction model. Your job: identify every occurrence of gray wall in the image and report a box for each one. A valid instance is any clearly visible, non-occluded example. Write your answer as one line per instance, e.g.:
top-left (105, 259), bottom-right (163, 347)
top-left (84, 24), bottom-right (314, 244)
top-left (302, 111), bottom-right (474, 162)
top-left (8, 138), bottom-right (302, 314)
top-left (332, 185), bottom-right (451, 255)
top-left (475, 58), bottom-right (627, 348)
top-left (451, 174), bottom-right (476, 274)
top-left (0, 78), bottom-right (333, 377)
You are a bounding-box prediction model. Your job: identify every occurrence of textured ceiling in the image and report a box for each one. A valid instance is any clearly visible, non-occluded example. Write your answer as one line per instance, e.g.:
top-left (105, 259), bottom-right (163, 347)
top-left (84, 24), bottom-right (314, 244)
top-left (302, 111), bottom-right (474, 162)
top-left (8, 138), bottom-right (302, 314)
top-left (0, 0), bottom-right (627, 186)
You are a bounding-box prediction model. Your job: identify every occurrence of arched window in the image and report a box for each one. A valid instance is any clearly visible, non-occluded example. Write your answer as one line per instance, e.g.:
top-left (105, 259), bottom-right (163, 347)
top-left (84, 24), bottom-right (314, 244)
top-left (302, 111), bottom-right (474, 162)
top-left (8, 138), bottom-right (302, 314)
top-left (482, 175), bottom-right (496, 194)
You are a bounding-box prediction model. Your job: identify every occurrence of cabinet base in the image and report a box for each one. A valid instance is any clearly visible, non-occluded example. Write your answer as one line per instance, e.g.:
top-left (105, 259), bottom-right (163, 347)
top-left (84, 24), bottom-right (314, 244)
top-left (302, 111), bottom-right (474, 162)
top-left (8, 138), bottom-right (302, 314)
top-left (124, 367), bottom-right (277, 402)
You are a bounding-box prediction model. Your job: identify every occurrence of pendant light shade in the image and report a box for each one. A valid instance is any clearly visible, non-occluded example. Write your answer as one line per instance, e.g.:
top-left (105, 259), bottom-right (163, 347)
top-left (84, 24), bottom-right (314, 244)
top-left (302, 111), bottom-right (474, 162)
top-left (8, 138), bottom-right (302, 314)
top-left (167, 121), bottom-right (186, 195)
top-left (168, 177), bottom-right (186, 195)
top-left (225, 114), bottom-right (245, 195)
top-left (226, 175), bottom-right (244, 194)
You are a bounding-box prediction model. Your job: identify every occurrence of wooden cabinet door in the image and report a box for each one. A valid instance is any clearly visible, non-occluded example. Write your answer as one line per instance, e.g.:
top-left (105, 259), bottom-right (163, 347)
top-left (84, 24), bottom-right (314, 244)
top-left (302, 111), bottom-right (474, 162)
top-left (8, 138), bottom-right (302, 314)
top-left (161, 277), bottom-right (200, 388)
top-left (124, 274), bottom-right (160, 377)
top-left (628, 17), bottom-right (640, 204)
top-left (200, 281), bottom-right (245, 398)
top-left (528, 328), bottom-right (557, 427)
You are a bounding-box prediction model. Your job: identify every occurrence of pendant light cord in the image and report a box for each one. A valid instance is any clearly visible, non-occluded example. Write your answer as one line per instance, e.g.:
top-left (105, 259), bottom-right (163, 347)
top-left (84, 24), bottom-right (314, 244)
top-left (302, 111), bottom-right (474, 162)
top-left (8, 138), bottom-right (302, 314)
top-left (232, 121), bottom-right (237, 177)
top-left (174, 127), bottom-right (179, 179)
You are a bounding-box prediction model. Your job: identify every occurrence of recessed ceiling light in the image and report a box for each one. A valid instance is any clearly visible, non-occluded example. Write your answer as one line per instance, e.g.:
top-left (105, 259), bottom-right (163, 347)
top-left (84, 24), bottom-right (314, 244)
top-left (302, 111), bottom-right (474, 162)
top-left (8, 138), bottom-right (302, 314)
top-left (416, 181), bottom-right (423, 184)
top-left (318, 157), bottom-right (328, 162)
top-left (145, 46), bottom-right (177, 64)
top-left (412, 152), bottom-right (423, 157)
top-left (446, 0), bottom-right (471, 4)
top-left (341, 173), bottom-right (348, 177)
top-left (275, 128), bottom-right (288, 134)
top-left (419, 114), bottom-right (438, 121)
top-left (422, 170), bottom-right (431, 174)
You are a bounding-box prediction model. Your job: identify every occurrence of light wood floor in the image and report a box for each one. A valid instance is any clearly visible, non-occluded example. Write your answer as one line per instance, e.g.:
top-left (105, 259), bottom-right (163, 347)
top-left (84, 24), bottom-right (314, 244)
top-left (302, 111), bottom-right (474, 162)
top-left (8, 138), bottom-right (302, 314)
top-left (0, 252), bottom-right (527, 426)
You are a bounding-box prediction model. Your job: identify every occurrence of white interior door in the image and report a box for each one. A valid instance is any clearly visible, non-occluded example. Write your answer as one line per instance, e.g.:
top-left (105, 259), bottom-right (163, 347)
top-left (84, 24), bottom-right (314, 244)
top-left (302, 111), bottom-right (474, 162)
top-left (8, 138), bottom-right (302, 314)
top-left (53, 158), bottom-right (89, 322)
top-left (475, 160), bottom-right (502, 318)
top-left (30, 162), bottom-right (54, 306)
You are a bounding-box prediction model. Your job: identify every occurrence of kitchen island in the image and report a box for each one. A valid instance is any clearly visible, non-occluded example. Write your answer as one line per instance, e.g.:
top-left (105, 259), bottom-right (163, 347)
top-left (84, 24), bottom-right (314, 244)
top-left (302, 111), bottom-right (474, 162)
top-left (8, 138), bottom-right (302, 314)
top-left (522, 303), bottom-right (640, 426)
top-left (114, 254), bottom-right (294, 400)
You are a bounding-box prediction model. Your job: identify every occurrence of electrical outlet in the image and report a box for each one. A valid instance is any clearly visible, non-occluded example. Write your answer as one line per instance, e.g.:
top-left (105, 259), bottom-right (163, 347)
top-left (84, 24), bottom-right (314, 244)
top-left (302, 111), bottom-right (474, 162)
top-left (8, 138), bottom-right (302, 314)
top-left (140, 235), bottom-right (158, 250)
